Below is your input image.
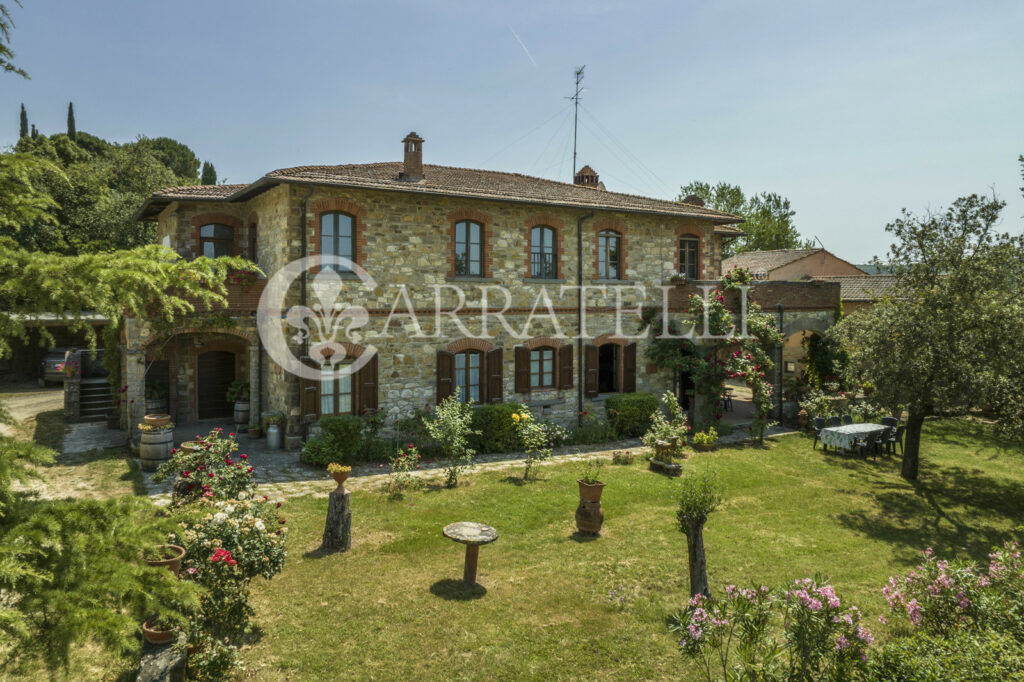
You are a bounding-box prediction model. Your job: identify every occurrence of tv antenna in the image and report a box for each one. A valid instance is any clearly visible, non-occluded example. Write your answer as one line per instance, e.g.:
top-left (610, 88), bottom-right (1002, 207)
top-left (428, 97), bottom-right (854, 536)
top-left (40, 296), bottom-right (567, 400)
top-left (566, 66), bottom-right (585, 177)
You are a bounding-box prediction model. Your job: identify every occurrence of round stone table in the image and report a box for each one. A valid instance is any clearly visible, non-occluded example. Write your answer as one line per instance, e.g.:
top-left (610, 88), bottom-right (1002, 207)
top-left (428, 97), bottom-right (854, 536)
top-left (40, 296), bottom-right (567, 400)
top-left (442, 522), bottom-right (498, 584)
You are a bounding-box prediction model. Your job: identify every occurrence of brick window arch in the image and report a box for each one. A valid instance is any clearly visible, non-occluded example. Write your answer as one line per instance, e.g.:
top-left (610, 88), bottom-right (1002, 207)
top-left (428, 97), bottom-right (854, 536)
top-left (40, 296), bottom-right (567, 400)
top-left (309, 197), bottom-right (368, 271)
top-left (447, 209), bottom-right (492, 278)
top-left (190, 212), bottom-right (242, 258)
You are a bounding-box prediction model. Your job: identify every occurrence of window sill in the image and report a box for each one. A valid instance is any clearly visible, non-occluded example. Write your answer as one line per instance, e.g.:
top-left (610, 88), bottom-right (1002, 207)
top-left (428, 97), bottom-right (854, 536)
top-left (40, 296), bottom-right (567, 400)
top-left (523, 277), bottom-right (566, 284)
top-left (525, 397), bottom-right (565, 408)
top-left (588, 279), bottom-right (635, 285)
top-left (445, 276), bottom-right (496, 283)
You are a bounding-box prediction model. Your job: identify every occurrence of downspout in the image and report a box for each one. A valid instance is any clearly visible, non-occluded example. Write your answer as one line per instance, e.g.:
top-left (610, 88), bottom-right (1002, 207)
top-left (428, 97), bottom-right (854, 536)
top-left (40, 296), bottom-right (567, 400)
top-left (577, 211), bottom-right (595, 426)
top-left (299, 185), bottom-right (314, 357)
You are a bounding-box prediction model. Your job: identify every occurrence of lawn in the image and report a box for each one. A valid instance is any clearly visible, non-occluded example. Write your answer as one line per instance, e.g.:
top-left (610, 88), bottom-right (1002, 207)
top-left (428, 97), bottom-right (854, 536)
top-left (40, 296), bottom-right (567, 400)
top-left (240, 418), bottom-right (1024, 680)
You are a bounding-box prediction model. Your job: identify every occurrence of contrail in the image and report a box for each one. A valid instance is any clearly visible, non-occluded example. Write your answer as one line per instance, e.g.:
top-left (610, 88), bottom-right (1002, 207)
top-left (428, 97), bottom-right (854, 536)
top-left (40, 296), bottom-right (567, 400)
top-left (508, 25), bottom-right (537, 66)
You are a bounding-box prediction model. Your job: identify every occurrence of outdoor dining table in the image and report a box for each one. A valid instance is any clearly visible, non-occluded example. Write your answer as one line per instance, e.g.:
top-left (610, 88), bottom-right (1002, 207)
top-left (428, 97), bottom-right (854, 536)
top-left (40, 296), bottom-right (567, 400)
top-left (819, 423), bottom-right (889, 453)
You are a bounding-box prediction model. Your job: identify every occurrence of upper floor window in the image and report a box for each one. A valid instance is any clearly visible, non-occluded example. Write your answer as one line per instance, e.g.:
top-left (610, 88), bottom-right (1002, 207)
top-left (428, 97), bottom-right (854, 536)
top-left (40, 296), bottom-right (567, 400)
top-left (597, 229), bottom-right (622, 280)
top-left (199, 224), bottom-right (233, 258)
top-left (679, 236), bottom-right (699, 279)
top-left (454, 220), bottom-right (483, 276)
top-left (530, 226), bottom-right (557, 279)
top-left (320, 212), bottom-right (355, 271)
top-left (320, 363), bottom-right (353, 415)
top-left (454, 350), bottom-right (482, 403)
top-left (530, 347), bottom-right (555, 388)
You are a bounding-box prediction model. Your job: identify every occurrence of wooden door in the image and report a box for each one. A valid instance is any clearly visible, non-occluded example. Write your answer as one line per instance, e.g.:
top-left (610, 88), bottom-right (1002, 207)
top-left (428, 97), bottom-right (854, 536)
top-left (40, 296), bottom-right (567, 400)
top-left (198, 351), bottom-right (235, 419)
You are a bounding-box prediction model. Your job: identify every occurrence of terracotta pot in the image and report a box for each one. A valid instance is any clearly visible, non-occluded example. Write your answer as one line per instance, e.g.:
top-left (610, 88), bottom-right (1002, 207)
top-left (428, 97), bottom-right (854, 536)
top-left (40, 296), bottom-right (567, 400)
top-left (142, 616), bottom-right (175, 646)
top-left (577, 480), bottom-right (605, 502)
top-left (331, 469), bottom-right (350, 494)
top-left (144, 414), bottom-right (171, 427)
top-left (180, 441), bottom-right (201, 452)
top-left (145, 544), bottom-right (185, 577)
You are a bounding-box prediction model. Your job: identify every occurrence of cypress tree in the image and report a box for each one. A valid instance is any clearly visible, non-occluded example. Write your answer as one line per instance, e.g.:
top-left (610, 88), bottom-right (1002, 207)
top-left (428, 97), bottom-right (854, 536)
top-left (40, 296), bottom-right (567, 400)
top-left (66, 102), bottom-right (76, 139)
top-left (200, 161), bottom-right (217, 185)
top-left (30, 123), bottom-right (37, 139)
top-left (19, 103), bottom-right (27, 138)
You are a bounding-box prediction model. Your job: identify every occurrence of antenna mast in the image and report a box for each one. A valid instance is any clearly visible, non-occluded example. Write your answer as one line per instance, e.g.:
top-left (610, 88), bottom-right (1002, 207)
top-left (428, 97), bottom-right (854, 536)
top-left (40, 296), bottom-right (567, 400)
top-left (569, 65), bottom-right (585, 177)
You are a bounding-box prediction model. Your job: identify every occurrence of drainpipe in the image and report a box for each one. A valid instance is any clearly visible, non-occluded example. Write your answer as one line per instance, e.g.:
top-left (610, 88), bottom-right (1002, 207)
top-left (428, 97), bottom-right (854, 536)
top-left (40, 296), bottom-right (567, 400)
top-left (577, 211), bottom-right (594, 426)
top-left (299, 185), bottom-right (314, 357)
top-left (777, 302), bottom-right (784, 421)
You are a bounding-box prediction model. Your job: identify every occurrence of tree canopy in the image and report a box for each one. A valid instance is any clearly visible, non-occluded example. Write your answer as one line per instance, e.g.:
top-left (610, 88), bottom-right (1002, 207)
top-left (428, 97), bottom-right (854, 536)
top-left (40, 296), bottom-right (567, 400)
top-left (0, 2), bottom-right (26, 79)
top-left (833, 185), bottom-right (1024, 479)
top-left (678, 181), bottom-right (813, 258)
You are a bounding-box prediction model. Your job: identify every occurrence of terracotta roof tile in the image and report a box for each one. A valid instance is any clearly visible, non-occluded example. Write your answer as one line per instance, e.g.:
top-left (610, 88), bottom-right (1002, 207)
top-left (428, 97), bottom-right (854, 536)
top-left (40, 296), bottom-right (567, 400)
top-left (722, 249), bottom-right (821, 273)
top-left (814, 275), bottom-right (898, 301)
top-left (151, 184), bottom-right (247, 200)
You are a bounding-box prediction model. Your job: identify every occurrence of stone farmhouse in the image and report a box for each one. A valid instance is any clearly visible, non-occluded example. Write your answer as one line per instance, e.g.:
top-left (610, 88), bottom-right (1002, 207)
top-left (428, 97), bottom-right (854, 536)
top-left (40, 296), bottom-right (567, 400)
top-left (122, 133), bottom-right (836, 444)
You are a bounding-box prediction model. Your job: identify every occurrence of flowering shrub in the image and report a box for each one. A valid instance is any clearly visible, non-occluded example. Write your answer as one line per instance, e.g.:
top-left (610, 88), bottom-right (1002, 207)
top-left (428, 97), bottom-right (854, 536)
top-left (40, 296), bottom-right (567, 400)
top-left (692, 427), bottom-right (718, 447)
top-left (642, 391), bottom-right (690, 459)
top-left (512, 409), bottom-right (552, 480)
top-left (387, 443), bottom-right (422, 493)
top-left (175, 496), bottom-right (286, 583)
top-left (424, 395), bottom-right (477, 488)
top-left (153, 428), bottom-right (255, 505)
top-left (670, 579), bottom-right (872, 681)
top-left (538, 420), bottom-right (570, 448)
top-left (610, 449), bottom-right (635, 465)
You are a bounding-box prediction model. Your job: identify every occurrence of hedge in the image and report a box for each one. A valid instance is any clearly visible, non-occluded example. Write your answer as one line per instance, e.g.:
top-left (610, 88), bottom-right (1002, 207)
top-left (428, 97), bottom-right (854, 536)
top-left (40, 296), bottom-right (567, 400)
top-left (468, 402), bottom-right (528, 454)
top-left (604, 392), bottom-right (659, 438)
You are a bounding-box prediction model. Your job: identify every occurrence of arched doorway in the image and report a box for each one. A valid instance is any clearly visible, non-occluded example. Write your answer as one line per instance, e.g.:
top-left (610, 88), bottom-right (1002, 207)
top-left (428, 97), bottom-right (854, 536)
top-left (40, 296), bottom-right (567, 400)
top-left (197, 350), bottom-right (236, 419)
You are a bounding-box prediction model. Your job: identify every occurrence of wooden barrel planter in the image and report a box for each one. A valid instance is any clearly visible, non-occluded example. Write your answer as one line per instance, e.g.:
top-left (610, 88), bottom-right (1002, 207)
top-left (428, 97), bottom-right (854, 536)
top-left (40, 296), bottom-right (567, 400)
top-left (140, 427), bottom-right (174, 472)
top-left (233, 400), bottom-right (250, 428)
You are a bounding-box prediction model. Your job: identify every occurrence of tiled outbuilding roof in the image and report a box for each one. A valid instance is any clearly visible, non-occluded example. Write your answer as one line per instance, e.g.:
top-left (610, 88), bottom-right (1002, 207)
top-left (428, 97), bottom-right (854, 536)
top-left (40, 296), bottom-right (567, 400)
top-left (139, 162), bottom-right (744, 230)
top-left (721, 248), bottom-right (822, 273)
top-left (814, 275), bottom-right (898, 301)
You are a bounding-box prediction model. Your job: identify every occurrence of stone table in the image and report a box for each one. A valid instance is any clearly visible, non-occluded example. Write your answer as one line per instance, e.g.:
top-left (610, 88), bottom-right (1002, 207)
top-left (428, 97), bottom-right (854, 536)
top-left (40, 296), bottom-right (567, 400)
top-left (443, 522), bottom-right (498, 584)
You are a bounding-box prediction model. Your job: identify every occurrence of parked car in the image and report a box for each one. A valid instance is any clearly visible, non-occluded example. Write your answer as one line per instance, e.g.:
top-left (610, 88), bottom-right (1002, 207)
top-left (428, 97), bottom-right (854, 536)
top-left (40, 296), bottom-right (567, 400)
top-left (38, 348), bottom-right (71, 387)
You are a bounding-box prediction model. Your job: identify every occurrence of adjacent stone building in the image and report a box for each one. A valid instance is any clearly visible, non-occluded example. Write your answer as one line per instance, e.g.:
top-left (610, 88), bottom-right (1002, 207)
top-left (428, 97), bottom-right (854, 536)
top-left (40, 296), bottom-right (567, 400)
top-left (124, 132), bottom-right (834, 442)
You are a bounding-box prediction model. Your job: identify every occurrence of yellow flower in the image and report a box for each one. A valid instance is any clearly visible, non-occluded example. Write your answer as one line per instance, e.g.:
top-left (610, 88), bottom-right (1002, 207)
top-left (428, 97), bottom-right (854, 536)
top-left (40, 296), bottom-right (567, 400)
top-left (511, 413), bottom-right (520, 422)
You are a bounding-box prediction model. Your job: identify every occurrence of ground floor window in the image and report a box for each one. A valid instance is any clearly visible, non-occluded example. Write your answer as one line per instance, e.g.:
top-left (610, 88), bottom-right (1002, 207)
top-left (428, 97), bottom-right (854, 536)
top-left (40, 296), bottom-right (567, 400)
top-left (320, 364), bottom-right (353, 415)
top-left (454, 351), bottom-right (482, 403)
top-left (530, 347), bottom-right (555, 388)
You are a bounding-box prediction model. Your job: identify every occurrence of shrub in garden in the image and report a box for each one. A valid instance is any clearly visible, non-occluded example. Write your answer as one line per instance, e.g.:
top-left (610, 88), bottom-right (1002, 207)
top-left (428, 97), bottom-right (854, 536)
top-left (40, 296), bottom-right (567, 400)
top-left (153, 428), bottom-right (254, 504)
top-left (610, 449), bottom-right (635, 465)
top-left (300, 414), bottom-right (363, 466)
top-left (605, 392), bottom-right (659, 438)
top-left (538, 420), bottom-right (570, 448)
top-left (386, 443), bottom-right (423, 494)
top-left (670, 579), bottom-right (872, 682)
top-left (512, 409), bottom-right (552, 480)
top-left (868, 630), bottom-right (1024, 681)
top-left (569, 411), bottom-right (615, 444)
top-left (468, 402), bottom-right (527, 454)
top-left (642, 391), bottom-right (690, 458)
top-left (424, 395), bottom-right (478, 488)
top-left (692, 427), bottom-right (718, 448)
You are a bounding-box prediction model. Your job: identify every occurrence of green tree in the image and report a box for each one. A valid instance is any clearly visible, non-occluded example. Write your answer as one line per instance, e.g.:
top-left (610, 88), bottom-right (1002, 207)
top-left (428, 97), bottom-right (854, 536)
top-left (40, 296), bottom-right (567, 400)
top-left (678, 181), bottom-right (813, 258)
top-left (0, 2), bottom-right (27, 78)
top-left (833, 192), bottom-right (1024, 479)
top-left (66, 101), bottom-right (75, 139)
top-left (141, 136), bottom-right (200, 180)
top-left (200, 160), bottom-right (217, 185)
top-left (18, 102), bottom-right (26, 138)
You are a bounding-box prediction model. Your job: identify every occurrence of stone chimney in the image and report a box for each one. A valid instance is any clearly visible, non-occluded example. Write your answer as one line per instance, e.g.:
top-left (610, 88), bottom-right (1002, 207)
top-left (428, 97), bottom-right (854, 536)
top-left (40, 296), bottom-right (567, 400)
top-left (573, 165), bottom-right (601, 187)
top-left (401, 132), bottom-right (424, 181)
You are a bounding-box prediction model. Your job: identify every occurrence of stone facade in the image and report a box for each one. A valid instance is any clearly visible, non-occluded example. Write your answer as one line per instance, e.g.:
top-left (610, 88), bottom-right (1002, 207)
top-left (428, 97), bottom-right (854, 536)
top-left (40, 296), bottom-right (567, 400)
top-left (127, 177), bottom-right (751, 436)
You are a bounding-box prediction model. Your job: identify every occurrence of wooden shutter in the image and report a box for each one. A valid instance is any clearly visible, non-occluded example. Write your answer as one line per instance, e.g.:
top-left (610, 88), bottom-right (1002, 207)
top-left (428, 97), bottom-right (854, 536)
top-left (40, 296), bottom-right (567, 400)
top-left (584, 344), bottom-right (599, 398)
top-left (514, 346), bottom-right (530, 394)
top-left (486, 347), bottom-right (504, 404)
top-left (622, 342), bottom-right (637, 394)
top-left (299, 356), bottom-right (319, 423)
top-left (436, 350), bottom-right (454, 403)
top-left (356, 353), bottom-right (378, 414)
top-left (558, 344), bottom-right (574, 390)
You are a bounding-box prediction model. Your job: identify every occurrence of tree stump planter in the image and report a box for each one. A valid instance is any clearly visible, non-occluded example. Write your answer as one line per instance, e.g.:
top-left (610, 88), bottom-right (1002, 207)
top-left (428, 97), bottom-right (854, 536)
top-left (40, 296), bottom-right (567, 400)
top-left (648, 458), bottom-right (682, 476)
top-left (319, 490), bottom-right (352, 553)
top-left (575, 480), bottom-right (606, 535)
top-left (681, 514), bottom-right (711, 598)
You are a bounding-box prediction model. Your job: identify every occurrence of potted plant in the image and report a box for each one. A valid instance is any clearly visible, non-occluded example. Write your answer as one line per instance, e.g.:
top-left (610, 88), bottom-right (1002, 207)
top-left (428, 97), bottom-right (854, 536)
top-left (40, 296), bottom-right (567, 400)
top-left (141, 616), bottom-right (176, 646)
top-left (144, 413), bottom-right (171, 427)
top-left (797, 408), bottom-right (809, 430)
top-left (145, 383), bottom-right (168, 414)
top-left (575, 458), bottom-right (606, 535)
top-left (145, 544), bottom-right (186, 576)
top-left (692, 427), bottom-right (717, 452)
top-left (327, 462), bottom-right (351, 494)
top-left (247, 421), bottom-right (262, 439)
top-left (226, 380), bottom-right (250, 428)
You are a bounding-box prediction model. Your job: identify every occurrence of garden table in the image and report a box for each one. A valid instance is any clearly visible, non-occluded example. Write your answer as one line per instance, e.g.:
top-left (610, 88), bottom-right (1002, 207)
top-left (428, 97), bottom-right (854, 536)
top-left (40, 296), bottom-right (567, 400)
top-left (443, 522), bottom-right (498, 584)
top-left (819, 423), bottom-right (888, 453)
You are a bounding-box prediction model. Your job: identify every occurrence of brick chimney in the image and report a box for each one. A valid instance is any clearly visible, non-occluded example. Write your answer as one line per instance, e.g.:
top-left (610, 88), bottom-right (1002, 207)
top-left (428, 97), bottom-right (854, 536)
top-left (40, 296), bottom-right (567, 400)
top-left (401, 132), bottom-right (424, 181)
top-left (573, 165), bottom-right (600, 187)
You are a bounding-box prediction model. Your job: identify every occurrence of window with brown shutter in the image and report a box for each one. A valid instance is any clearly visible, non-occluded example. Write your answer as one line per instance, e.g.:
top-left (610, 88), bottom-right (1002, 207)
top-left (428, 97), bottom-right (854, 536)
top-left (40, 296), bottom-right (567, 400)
top-left (622, 342), bottom-right (637, 393)
top-left (558, 345), bottom-right (574, 390)
top-left (485, 347), bottom-right (503, 403)
top-left (584, 344), bottom-right (599, 397)
top-left (356, 354), bottom-right (378, 414)
top-left (514, 346), bottom-right (531, 393)
top-left (299, 356), bottom-right (319, 423)
top-left (436, 350), bottom-right (455, 403)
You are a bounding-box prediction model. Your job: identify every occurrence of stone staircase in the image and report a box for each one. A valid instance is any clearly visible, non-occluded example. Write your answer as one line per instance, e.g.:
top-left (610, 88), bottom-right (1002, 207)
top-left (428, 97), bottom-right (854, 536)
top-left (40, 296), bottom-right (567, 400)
top-left (78, 378), bottom-right (113, 422)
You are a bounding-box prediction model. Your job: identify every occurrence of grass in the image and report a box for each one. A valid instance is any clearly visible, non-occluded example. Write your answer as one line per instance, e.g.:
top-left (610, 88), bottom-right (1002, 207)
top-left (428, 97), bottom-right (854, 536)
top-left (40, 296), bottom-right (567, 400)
top-left (239, 418), bottom-right (1024, 680)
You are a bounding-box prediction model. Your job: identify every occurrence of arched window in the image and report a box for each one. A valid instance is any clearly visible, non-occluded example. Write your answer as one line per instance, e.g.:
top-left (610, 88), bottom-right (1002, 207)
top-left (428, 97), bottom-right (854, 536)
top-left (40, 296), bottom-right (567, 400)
top-left (530, 226), bottom-right (557, 279)
top-left (530, 346), bottom-right (555, 388)
top-left (454, 220), bottom-right (483, 276)
top-left (454, 350), bottom-right (482, 403)
top-left (320, 212), bottom-right (355, 272)
top-left (199, 224), bottom-right (233, 258)
top-left (597, 229), bottom-right (622, 280)
top-left (679, 236), bottom-right (699, 279)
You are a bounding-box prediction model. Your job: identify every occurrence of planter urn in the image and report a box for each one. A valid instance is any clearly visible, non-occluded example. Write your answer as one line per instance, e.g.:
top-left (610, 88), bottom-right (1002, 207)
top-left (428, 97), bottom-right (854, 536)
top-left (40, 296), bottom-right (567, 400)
top-left (331, 469), bottom-right (350, 494)
top-left (143, 414), bottom-right (171, 427)
top-left (575, 480), bottom-right (606, 535)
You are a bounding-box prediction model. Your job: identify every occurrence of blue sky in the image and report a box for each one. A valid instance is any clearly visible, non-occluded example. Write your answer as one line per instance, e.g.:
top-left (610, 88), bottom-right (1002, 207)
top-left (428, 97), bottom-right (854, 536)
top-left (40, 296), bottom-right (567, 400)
top-left (3, 0), bottom-right (1022, 263)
